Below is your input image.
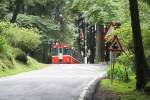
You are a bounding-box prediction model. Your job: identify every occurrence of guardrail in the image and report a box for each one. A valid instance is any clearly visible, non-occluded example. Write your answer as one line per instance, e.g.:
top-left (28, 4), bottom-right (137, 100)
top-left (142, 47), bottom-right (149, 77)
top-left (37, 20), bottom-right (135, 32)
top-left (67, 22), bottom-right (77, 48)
top-left (72, 51), bottom-right (84, 63)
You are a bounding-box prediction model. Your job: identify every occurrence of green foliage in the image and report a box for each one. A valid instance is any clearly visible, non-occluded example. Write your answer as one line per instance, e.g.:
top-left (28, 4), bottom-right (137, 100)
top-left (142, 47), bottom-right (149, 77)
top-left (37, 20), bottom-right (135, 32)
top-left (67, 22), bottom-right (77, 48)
top-left (0, 56), bottom-right (44, 77)
top-left (101, 78), bottom-right (150, 100)
top-left (15, 14), bottom-right (62, 41)
top-left (110, 19), bottom-right (150, 65)
top-left (4, 14), bottom-right (75, 62)
top-left (108, 23), bottom-right (133, 51)
top-left (142, 26), bottom-right (150, 64)
top-left (5, 14), bottom-right (74, 42)
top-left (139, 2), bottom-right (150, 64)
top-left (14, 48), bottom-right (27, 64)
top-left (107, 63), bottom-right (131, 82)
top-left (18, 14), bottom-right (75, 43)
top-left (107, 53), bottom-right (133, 81)
top-left (16, 14), bottom-right (60, 33)
top-left (71, 0), bottom-right (128, 23)
top-left (0, 43), bottom-right (41, 74)
top-left (117, 53), bottom-right (134, 68)
top-left (0, 37), bottom-right (14, 67)
top-left (106, 23), bottom-right (135, 81)
top-left (101, 76), bottom-right (136, 93)
top-left (0, 0), bottom-right (9, 19)
top-left (0, 59), bottom-right (12, 71)
top-left (0, 21), bottom-right (41, 52)
top-left (1, 0), bottom-right (75, 43)
top-left (0, 36), bottom-right (6, 52)
top-left (0, 44), bottom-right (15, 70)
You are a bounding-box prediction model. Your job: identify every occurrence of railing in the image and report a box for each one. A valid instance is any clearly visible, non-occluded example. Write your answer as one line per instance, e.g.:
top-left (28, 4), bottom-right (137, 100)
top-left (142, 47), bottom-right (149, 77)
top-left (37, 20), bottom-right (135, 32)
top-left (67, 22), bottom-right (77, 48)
top-left (71, 51), bottom-right (84, 63)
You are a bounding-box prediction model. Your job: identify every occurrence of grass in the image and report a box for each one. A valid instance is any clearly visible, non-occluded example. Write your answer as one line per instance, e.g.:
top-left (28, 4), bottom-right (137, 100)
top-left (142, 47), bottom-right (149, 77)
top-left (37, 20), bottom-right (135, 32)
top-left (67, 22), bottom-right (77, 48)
top-left (0, 56), bottom-right (46, 77)
top-left (101, 76), bottom-right (150, 100)
top-left (101, 76), bottom-right (136, 93)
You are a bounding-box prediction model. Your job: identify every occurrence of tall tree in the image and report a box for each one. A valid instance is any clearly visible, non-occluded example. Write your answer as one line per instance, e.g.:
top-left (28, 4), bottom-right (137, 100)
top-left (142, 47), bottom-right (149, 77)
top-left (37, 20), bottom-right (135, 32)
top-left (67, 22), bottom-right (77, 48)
top-left (10, 0), bottom-right (23, 23)
top-left (129, 0), bottom-right (149, 90)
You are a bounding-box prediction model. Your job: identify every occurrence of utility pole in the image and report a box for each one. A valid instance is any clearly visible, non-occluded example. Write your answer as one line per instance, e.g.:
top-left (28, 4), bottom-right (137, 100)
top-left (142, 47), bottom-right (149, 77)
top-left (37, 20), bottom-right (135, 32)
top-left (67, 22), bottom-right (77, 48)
top-left (84, 19), bottom-right (88, 64)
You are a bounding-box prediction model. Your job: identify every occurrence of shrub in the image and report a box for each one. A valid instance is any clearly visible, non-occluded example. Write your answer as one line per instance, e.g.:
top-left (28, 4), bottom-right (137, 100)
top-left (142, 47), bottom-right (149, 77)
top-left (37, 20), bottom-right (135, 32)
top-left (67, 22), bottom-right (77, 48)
top-left (0, 21), bottom-right (41, 53)
top-left (14, 49), bottom-right (28, 64)
top-left (0, 36), bottom-right (6, 52)
top-left (15, 53), bottom-right (28, 64)
top-left (0, 61), bottom-right (6, 72)
top-left (107, 52), bottom-right (133, 82)
top-left (107, 63), bottom-right (132, 82)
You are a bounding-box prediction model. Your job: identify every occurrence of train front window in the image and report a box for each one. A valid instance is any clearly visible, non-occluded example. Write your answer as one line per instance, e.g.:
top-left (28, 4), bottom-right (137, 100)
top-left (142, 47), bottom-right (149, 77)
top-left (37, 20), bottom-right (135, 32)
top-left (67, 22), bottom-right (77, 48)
top-left (51, 48), bottom-right (58, 55)
top-left (59, 48), bottom-right (63, 53)
top-left (63, 48), bottom-right (71, 55)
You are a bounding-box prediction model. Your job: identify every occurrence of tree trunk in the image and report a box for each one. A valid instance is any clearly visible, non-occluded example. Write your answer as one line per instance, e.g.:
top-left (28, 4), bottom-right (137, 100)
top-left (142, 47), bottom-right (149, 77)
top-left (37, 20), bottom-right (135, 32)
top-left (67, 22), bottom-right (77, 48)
top-left (95, 24), bottom-right (101, 63)
top-left (129, 0), bottom-right (149, 90)
top-left (10, 0), bottom-right (23, 23)
top-left (89, 26), bottom-right (95, 63)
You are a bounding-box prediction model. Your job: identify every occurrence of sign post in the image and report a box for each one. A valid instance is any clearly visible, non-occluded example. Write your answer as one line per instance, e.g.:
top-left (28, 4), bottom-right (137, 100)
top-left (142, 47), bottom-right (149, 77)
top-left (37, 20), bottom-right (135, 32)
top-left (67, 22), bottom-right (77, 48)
top-left (108, 35), bottom-right (123, 84)
top-left (110, 51), bottom-right (112, 83)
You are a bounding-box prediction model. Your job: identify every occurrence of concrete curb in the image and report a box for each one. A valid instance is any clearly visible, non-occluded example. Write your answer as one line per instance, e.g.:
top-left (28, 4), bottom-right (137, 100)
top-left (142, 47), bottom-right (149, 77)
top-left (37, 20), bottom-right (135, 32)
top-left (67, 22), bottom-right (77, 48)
top-left (78, 72), bottom-right (106, 100)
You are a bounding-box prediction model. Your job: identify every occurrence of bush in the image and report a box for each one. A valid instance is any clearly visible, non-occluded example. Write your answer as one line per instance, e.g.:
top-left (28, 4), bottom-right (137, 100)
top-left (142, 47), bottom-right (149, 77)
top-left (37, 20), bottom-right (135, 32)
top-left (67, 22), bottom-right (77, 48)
top-left (0, 36), bottom-right (6, 52)
top-left (0, 21), bottom-right (41, 53)
top-left (107, 52), bottom-right (133, 82)
top-left (0, 54), bottom-right (14, 70)
top-left (14, 49), bottom-right (28, 64)
top-left (15, 53), bottom-right (28, 64)
top-left (117, 52), bottom-right (134, 67)
top-left (107, 63), bottom-right (132, 82)
top-left (0, 61), bottom-right (6, 72)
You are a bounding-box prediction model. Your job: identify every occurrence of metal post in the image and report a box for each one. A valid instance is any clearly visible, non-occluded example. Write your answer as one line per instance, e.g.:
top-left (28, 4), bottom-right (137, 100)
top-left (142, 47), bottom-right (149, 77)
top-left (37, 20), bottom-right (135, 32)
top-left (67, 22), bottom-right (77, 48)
top-left (110, 51), bottom-right (117, 84)
top-left (84, 19), bottom-right (87, 64)
top-left (110, 51), bottom-right (112, 83)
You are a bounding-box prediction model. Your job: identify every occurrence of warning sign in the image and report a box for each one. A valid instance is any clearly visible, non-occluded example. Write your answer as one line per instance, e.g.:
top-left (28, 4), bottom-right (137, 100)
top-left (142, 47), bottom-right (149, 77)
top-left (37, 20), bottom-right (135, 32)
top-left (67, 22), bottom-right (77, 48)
top-left (108, 35), bottom-right (123, 52)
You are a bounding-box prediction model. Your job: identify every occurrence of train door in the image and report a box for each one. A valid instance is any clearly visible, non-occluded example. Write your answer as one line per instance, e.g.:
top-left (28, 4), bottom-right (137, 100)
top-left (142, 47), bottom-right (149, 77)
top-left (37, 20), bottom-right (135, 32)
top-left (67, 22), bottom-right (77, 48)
top-left (58, 48), bottom-right (63, 64)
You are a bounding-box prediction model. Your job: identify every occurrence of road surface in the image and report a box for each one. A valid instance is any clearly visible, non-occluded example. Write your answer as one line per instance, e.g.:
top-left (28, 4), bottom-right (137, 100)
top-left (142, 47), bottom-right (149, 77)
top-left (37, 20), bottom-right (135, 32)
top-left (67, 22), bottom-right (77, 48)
top-left (0, 64), bottom-right (106, 100)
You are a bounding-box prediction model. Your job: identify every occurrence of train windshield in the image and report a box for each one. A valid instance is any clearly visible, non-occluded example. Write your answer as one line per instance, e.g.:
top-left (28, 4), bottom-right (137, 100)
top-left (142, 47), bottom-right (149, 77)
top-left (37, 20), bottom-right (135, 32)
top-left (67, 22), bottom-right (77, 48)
top-left (59, 48), bottom-right (63, 53)
top-left (63, 48), bottom-right (71, 55)
top-left (51, 48), bottom-right (58, 55)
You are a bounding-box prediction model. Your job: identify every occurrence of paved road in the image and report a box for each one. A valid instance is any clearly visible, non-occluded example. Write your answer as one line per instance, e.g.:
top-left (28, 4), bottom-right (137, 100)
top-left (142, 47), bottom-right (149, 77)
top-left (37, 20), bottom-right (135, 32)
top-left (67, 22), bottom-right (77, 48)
top-left (0, 64), bottom-right (106, 100)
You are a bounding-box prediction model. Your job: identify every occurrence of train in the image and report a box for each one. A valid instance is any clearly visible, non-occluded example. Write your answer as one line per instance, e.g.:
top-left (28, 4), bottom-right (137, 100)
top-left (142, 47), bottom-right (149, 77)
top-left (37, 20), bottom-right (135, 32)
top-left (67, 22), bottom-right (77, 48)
top-left (51, 42), bottom-right (84, 64)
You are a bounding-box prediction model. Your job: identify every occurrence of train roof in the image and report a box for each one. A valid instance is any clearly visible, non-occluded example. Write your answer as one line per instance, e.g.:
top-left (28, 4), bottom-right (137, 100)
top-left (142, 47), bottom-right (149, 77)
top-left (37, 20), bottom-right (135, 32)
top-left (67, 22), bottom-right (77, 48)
top-left (52, 42), bottom-right (71, 48)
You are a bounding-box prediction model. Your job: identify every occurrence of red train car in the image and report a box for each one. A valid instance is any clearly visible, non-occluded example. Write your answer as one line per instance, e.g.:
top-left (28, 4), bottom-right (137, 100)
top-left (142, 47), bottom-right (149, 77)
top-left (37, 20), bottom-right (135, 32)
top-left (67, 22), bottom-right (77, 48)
top-left (51, 42), bottom-right (84, 64)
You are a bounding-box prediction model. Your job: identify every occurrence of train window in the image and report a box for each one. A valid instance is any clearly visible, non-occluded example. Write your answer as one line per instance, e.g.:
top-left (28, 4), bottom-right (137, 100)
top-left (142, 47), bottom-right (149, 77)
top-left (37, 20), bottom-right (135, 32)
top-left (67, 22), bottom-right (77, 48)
top-left (59, 48), bottom-right (63, 53)
top-left (51, 48), bottom-right (58, 55)
top-left (63, 48), bottom-right (67, 55)
top-left (63, 48), bottom-right (71, 55)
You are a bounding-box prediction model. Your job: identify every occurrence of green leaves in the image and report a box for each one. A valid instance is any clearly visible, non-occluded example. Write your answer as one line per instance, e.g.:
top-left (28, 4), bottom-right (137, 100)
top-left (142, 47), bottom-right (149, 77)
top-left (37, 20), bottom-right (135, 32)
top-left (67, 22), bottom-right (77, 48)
top-left (111, 23), bottom-right (133, 48)
top-left (0, 21), bottom-right (41, 52)
top-left (72, 0), bottom-right (127, 23)
top-left (0, 0), bottom-right (9, 18)
top-left (107, 52), bottom-right (133, 82)
top-left (5, 14), bottom-right (62, 40)
top-left (0, 36), bottom-right (6, 52)
top-left (16, 14), bottom-right (60, 33)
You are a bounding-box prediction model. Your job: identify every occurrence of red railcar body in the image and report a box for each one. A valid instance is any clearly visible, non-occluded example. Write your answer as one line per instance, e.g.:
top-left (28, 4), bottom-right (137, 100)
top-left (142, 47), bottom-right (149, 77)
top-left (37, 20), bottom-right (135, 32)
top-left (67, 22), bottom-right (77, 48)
top-left (51, 43), bottom-right (82, 64)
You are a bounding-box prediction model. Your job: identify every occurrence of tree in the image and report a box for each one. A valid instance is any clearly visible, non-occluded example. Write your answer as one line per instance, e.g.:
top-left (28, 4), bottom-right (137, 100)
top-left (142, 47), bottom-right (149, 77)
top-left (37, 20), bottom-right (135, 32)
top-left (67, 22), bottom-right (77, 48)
top-left (71, 0), bottom-right (128, 63)
top-left (0, 0), bottom-right (9, 19)
top-left (10, 0), bottom-right (23, 23)
top-left (129, 0), bottom-right (149, 90)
